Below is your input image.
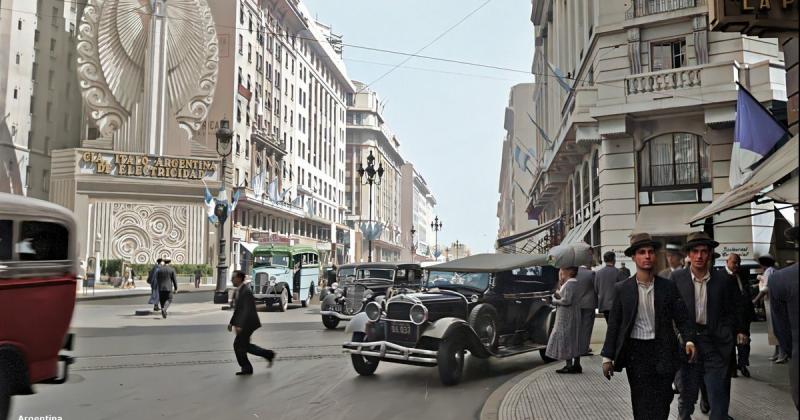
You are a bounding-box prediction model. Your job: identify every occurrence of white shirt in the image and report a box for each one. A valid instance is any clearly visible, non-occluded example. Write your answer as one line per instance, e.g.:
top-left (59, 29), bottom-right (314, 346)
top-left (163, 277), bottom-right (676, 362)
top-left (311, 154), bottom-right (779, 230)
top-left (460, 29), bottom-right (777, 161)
top-left (630, 279), bottom-right (656, 340)
top-left (691, 270), bottom-right (711, 325)
top-left (726, 266), bottom-right (742, 292)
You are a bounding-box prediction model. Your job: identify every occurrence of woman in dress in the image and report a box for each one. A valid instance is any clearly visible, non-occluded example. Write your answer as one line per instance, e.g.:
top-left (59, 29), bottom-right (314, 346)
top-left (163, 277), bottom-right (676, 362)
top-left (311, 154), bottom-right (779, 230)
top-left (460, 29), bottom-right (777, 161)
top-left (753, 254), bottom-right (786, 363)
top-left (546, 264), bottom-right (583, 373)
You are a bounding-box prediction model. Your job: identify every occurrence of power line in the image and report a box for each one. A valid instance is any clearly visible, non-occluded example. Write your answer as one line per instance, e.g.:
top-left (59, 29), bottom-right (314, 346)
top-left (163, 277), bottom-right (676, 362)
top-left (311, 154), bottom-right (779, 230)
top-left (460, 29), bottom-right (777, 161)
top-left (344, 57), bottom-right (522, 82)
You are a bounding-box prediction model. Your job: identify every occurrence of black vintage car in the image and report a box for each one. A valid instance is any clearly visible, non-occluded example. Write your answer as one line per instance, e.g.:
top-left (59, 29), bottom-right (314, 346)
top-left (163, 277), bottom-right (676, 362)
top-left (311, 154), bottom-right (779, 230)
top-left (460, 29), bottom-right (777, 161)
top-left (342, 253), bottom-right (557, 385)
top-left (320, 262), bottom-right (423, 329)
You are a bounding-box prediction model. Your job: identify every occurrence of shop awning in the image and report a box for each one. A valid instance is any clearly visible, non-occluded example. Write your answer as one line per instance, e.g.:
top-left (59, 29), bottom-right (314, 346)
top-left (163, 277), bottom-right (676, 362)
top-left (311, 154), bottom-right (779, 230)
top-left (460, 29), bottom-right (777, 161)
top-left (561, 213), bottom-right (599, 246)
top-left (496, 217), bottom-right (559, 248)
top-left (688, 134), bottom-right (798, 225)
top-left (766, 176), bottom-right (798, 204)
top-left (634, 204), bottom-right (706, 236)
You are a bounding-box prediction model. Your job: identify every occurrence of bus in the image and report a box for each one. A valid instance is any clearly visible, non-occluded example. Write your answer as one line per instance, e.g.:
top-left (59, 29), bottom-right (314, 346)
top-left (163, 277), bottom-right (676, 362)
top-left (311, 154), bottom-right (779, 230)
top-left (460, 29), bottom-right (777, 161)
top-left (250, 245), bottom-right (321, 311)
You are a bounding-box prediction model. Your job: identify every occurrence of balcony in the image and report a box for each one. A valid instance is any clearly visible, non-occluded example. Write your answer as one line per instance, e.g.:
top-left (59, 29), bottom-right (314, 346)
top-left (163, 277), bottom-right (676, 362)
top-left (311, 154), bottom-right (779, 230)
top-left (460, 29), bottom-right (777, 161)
top-left (625, 0), bottom-right (704, 19)
top-left (626, 66), bottom-right (702, 95)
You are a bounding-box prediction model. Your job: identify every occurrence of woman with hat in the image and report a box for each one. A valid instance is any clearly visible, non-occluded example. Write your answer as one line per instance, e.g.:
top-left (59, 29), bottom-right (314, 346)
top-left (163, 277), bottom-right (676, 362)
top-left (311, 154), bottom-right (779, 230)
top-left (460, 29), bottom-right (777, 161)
top-left (753, 253), bottom-right (787, 363)
top-left (545, 244), bottom-right (590, 374)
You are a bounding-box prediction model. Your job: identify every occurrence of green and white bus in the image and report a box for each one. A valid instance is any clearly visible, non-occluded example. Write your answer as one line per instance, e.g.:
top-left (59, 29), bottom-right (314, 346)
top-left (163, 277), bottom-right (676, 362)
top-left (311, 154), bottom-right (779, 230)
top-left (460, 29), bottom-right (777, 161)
top-left (251, 245), bottom-right (321, 311)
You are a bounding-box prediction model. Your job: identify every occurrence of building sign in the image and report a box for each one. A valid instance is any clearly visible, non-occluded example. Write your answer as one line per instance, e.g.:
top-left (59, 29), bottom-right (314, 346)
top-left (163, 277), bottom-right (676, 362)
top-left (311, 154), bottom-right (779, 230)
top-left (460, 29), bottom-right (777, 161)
top-left (250, 231), bottom-right (289, 244)
top-left (717, 244), bottom-right (755, 260)
top-left (80, 151), bottom-right (217, 181)
top-left (709, 0), bottom-right (798, 35)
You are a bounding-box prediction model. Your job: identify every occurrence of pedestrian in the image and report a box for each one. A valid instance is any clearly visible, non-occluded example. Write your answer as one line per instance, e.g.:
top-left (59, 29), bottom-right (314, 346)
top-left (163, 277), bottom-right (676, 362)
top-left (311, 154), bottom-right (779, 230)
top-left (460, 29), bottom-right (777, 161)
top-left (670, 232), bottom-right (741, 420)
top-left (722, 253), bottom-right (754, 377)
top-left (602, 232), bottom-right (696, 420)
top-left (573, 242), bottom-right (597, 355)
top-left (753, 254), bottom-right (787, 363)
top-left (595, 251), bottom-right (622, 322)
top-left (545, 244), bottom-right (588, 374)
top-left (228, 270), bottom-right (275, 375)
top-left (619, 262), bottom-right (631, 278)
top-left (659, 243), bottom-right (685, 278)
top-left (194, 269), bottom-right (202, 288)
top-left (147, 258), bottom-right (163, 311)
top-left (156, 258), bottom-right (178, 319)
top-left (768, 226), bottom-right (798, 410)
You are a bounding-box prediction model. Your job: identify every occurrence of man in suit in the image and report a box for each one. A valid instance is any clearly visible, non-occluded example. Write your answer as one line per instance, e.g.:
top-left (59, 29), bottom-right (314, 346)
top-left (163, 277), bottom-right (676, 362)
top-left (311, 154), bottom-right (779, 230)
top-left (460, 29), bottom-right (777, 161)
top-left (574, 243), bottom-right (597, 357)
top-left (229, 270), bottom-right (275, 375)
top-left (602, 233), bottom-right (696, 420)
top-left (722, 253), bottom-right (754, 378)
top-left (156, 258), bottom-right (178, 319)
top-left (670, 232), bottom-right (741, 420)
top-left (595, 251), bottom-right (622, 322)
top-left (659, 243), bottom-right (685, 279)
top-left (619, 262), bottom-right (631, 278)
top-left (768, 226), bottom-right (799, 410)
top-left (147, 258), bottom-right (163, 312)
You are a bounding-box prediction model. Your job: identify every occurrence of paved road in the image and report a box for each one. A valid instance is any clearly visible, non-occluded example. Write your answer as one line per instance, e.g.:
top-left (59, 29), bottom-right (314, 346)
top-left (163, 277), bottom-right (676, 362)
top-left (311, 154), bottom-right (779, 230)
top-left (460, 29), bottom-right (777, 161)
top-left (11, 292), bottom-right (549, 420)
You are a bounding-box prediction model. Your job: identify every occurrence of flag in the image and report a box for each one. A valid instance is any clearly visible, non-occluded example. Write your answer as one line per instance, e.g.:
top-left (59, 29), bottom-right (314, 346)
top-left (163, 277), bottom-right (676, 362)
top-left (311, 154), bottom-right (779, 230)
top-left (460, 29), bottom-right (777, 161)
top-left (514, 180), bottom-right (529, 197)
top-left (513, 145), bottom-right (526, 169)
top-left (229, 187), bottom-right (241, 217)
top-left (251, 169), bottom-right (265, 198)
top-left (202, 181), bottom-right (218, 224)
top-left (306, 197), bottom-right (315, 215)
top-left (292, 194), bottom-right (303, 207)
top-left (359, 221), bottom-right (384, 241)
top-left (527, 112), bottom-right (553, 148)
top-left (730, 83), bottom-right (789, 188)
top-left (267, 177), bottom-right (279, 202)
top-left (547, 61), bottom-right (572, 93)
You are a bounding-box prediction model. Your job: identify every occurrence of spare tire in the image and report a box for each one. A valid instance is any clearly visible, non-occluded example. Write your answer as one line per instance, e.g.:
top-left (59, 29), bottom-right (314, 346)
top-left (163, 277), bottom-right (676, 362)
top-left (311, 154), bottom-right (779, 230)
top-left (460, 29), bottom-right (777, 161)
top-left (468, 304), bottom-right (499, 351)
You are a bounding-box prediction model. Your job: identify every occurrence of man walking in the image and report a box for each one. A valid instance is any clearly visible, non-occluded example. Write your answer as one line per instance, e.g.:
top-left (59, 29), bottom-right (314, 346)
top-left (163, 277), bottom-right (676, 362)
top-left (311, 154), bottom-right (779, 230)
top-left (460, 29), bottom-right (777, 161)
top-left (659, 243), bottom-right (685, 278)
top-left (671, 232), bottom-right (741, 420)
top-left (769, 226), bottom-right (799, 410)
top-left (595, 251), bottom-right (622, 322)
top-left (574, 242), bottom-right (597, 356)
top-left (147, 258), bottom-right (163, 312)
top-left (723, 253), bottom-right (754, 377)
top-left (602, 233), bottom-right (696, 420)
top-left (619, 262), bottom-right (631, 278)
top-left (194, 269), bottom-right (202, 288)
top-left (156, 258), bottom-right (178, 319)
top-left (229, 270), bottom-right (275, 375)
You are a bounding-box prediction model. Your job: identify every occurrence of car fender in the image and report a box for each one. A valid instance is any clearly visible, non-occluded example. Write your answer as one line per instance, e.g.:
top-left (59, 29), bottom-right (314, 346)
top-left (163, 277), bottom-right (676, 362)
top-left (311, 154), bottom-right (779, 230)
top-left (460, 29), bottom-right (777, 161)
top-left (421, 317), bottom-right (466, 340)
top-left (0, 343), bottom-right (33, 395)
top-left (425, 320), bottom-right (491, 359)
top-left (529, 306), bottom-right (556, 344)
top-left (344, 312), bottom-right (371, 335)
top-left (321, 293), bottom-right (338, 308)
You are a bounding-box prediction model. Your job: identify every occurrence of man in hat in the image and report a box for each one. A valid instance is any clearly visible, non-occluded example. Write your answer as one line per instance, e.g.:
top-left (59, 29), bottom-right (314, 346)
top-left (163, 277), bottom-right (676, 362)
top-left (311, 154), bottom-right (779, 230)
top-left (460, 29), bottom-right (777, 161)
top-left (659, 243), bottom-right (685, 279)
top-left (670, 232), bottom-right (741, 420)
top-left (768, 226), bottom-right (799, 409)
top-left (156, 258), bottom-right (178, 318)
top-left (229, 270), bottom-right (275, 375)
top-left (602, 232), bottom-right (696, 420)
top-left (573, 243), bottom-right (597, 355)
top-left (147, 258), bottom-right (163, 312)
top-left (721, 253), bottom-right (754, 377)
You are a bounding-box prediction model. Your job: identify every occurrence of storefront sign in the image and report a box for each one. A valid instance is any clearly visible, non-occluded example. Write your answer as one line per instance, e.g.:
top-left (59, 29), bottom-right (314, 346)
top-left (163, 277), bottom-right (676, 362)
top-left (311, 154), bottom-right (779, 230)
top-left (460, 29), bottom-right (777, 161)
top-left (80, 151), bottom-right (217, 181)
top-left (717, 244), bottom-right (754, 259)
top-left (710, 0), bottom-right (798, 35)
top-left (250, 231), bottom-right (289, 244)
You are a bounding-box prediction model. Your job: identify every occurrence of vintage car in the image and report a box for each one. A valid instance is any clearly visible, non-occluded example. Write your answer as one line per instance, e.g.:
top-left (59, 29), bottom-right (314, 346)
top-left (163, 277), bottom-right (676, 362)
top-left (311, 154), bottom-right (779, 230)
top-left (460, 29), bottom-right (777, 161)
top-left (320, 263), bottom-right (423, 329)
top-left (342, 253), bottom-right (557, 385)
top-left (251, 245), bottom-right (321, 311)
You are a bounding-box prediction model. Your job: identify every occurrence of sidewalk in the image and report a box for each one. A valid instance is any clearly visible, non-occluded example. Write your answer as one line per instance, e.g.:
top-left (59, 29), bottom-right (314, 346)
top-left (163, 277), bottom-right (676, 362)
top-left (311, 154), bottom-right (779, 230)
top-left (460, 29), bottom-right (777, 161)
top-left (76, 284), bottom-right (216, 301)
top-left (481, 322), bottom-right (796, 420)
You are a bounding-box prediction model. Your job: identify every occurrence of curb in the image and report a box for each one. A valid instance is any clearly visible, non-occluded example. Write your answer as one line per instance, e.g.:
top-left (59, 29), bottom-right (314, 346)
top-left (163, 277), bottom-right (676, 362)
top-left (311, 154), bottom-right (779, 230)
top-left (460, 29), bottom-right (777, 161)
top-left (76, 288), bottom-right (214, 302)
top-left (479, 362), bottom-right (553, 420)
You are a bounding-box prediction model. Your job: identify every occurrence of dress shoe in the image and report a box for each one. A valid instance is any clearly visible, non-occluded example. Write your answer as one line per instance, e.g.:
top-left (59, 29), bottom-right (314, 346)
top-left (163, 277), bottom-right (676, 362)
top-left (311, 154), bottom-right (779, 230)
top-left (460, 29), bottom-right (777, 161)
top-left (700, 399), bottom-right (710, 414)
top-left (572, 365), bottom-right (583, 373)
top-left (739, 366), bottom-right (751, 377)
top-left (161, 309), bottom-right (167, 319)
top-left (235, 371), bottom-right (253, 376)
top-left (555, 365), bottom-right (573, 374)
top-left (775, 355), bottom-right (789, 364)
top-left (266, 353), bottom-right (275, 368)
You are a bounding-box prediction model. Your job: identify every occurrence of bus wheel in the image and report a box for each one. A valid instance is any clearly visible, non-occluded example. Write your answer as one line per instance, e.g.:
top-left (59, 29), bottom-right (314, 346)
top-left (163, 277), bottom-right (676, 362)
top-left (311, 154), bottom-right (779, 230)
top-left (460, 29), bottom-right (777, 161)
top-left (278, 288), bottom-right (289, 312)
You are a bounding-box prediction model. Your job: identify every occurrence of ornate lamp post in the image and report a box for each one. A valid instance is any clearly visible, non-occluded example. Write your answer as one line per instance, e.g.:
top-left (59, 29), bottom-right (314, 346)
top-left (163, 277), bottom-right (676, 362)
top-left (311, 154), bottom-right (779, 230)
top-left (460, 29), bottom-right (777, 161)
top-left (431, 216), bottom-right (442, 259)
top-left (454, 240), bottom-right (461, 259)
top-left (410, 227), bottom-right (417, 262)
top-left (357, 150), bottom-right (384, 262)
top-left (213, 118), bottom-right (233, 304)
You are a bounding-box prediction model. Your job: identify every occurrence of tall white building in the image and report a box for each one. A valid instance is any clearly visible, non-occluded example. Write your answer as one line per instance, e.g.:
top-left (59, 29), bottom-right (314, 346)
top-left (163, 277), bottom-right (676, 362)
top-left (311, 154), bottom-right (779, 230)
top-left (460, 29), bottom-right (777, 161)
top-left (400, 162), bottom-right (436, 262)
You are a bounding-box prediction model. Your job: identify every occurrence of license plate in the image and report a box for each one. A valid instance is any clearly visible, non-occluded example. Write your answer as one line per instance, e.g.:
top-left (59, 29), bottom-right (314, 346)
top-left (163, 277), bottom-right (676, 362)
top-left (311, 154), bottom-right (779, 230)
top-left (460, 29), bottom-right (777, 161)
top-left (387, 321), bottom-right (416, 341)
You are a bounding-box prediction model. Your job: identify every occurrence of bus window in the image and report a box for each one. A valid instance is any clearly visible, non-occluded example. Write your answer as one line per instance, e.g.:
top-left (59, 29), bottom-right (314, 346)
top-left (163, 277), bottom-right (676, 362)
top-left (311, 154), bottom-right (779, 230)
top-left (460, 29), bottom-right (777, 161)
top-left (0, 220), bottom-right (11, 260)
top-left (18, 221), bottom-right (69, 261)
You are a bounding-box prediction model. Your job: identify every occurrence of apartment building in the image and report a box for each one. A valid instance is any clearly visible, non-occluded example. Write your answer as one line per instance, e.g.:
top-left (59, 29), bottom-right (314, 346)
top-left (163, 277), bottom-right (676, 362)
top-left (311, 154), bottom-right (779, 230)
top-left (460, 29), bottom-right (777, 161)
top-left (521, 0), bottom-right (786, 266)
top-left (400, 162), bottom-right (437, 262)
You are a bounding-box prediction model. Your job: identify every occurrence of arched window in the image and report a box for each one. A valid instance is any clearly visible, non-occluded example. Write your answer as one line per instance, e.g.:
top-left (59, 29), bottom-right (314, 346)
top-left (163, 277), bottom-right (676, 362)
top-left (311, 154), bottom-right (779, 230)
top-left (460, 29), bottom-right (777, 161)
top-left (639, 133), bottom-right (711, 204)
top-left (592, 151), bottom-right (600, 214)
top-left (581, 162), bottom-right (590, 222)
top-left (565, 179), bottom-right (574, 228)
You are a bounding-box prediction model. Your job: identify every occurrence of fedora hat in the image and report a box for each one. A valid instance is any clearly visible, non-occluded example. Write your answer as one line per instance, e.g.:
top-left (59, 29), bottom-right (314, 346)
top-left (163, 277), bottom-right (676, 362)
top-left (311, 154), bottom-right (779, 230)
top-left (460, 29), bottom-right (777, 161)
top-left (156, 258), bottom-right (163, 264)
top-left (624, 232), bottom-right (662, 257)
top-left (665, 243), bottom-right (684, 256)
top-left (683, 231), bottom-right (719, 251)
top-left (757, 254), bottom-right (775, 266)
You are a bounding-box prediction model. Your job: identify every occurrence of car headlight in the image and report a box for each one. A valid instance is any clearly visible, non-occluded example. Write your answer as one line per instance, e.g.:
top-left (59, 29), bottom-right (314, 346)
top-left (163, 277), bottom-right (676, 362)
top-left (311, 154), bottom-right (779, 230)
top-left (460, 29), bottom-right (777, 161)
top-left (365, 302), bottom-right (382, 322)
top-left (330, 282), bottom-right (339, 290)
top-left (269, 276), bottom-right (277, 285)
top-left (409, 304), bottom-right (428, 325)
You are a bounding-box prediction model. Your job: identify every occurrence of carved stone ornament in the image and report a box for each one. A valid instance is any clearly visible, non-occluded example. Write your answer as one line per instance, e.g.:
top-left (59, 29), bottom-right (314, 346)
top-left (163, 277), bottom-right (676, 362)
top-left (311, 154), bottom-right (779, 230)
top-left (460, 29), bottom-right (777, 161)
top-left (110, 202), bottom-right (192, 264)
top-left (77, 0), bottom-right (219, 139)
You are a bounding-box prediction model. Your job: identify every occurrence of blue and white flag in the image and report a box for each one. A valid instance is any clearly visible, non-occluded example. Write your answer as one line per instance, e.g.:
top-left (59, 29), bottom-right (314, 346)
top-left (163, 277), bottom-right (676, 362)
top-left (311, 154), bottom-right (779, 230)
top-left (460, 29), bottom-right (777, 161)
top-left (267, 177), bottom-right (279, 202)
top-left (359, 221), bottom-right (384, 241)
top-left (527, 112), bottom-right (553, 148)
top-left (229, 187), bottom-right (241, 215)
top-left (730, 83), bottom-right (789, 188)
top-left (292, 194), bottom-right (303, 207)
top-left (202, 181), bottom-right (218, 224)
top-left (513, 145), bottom-right (529, 170)
top-left (547, 61), bottom-right (572, 93)
top-left (251, 169), bottom-right (266, 198)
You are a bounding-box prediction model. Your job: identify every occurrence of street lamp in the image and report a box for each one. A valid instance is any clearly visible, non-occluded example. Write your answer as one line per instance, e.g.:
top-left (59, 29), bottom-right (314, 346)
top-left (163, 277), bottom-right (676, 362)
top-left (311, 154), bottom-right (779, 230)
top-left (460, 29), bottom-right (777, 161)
top-left (213, 118), bottom-right (233, 304)
top-left (431, 216), bottom-right (442, 259)
top-left (454, 240), bottom-right (461, 259)
top-left (410, 227), bottom-right (417, 262)
top-left (357, 150), bottom-right (384, 262)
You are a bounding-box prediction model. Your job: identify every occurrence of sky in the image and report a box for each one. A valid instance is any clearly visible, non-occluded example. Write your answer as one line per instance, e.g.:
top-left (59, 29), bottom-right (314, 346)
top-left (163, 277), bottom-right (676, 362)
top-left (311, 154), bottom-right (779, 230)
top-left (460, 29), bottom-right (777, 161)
top-left (304, 0), bottom-right (535, 254)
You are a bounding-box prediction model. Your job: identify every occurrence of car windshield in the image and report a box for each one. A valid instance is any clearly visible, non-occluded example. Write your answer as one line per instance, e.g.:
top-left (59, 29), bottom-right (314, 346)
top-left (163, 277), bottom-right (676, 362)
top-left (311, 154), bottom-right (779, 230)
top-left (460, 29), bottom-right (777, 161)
top-left (357, 268), bottom-right (394, 280)
top-left (253, 255), bottom-right (290, 267)
top-left (426, 271), bottom-right (490, 291)
top-left (337, 267), bottom-right (356, 282)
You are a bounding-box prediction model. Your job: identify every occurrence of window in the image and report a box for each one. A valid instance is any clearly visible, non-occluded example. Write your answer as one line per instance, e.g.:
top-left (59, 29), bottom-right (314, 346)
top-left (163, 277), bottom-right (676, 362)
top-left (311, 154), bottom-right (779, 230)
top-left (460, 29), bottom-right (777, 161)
top-left (15, 54), bottom-right (20, 65)
top-left (651, 39), bottom-right (686, 71)
top-left (18, 221), bottom-right (69, 261)
top-left (18, 20), bottom-right (22, 30)
top-left (592, 151), bottom-right (600, 214)
top-left (638, 133), bottom-right (711, 203)
top-left (42, 170), bottom-right (50, 192)
top-left (51, 7), bottom-right (59, 26)
top-left (0, 220), bottom-right (11, 260)
top-left (50, 38), bottom-right (56, 53)
top-left (581, 162), bottom-right (590, 212)
top-left (235, 134), bottom-right (240, 155)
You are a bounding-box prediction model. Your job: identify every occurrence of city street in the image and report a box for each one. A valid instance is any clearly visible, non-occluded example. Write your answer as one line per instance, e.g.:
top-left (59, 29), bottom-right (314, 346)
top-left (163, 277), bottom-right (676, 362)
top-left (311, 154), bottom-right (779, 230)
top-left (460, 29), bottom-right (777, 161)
top-left (11, 292), bottom-right (549, 420)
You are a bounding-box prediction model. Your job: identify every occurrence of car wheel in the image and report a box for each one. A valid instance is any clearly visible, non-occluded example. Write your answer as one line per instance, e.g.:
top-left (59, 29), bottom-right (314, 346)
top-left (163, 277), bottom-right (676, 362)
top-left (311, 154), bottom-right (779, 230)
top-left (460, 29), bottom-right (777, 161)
top-left (539, 348), bottom-right (556, 363)
top-left (468, 304), bottom-right (498, 351)
top-left (278, 288), bottom-right (289, 312)
top-left (322, 315), bottom-right (340, 329)
top-left (437, 331), bottom-right (467, 386)
top-left (301, 300), bottom-right (308, 308)
top-left (350, 332), bottom-right (379, 375)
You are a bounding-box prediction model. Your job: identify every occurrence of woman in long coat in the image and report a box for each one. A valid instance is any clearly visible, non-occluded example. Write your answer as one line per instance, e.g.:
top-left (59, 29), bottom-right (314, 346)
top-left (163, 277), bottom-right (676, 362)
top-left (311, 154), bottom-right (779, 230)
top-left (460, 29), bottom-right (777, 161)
top-left (545, 265), bottom-right (583, 373)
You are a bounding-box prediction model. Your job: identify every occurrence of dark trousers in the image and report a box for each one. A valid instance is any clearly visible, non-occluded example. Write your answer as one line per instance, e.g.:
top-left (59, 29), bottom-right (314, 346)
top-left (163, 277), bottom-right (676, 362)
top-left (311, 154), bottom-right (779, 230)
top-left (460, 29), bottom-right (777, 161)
top-left (736, 340), bottom-right (751, 367)
top-left (194, 277), bottom-right (200, 288)
top-left (159, 291), bottom-right (172, 311)
top-left (233, 329), bottom-right (274, 372)
top-left (677, 332), bottom-right (730, 420)
top-left (602, 311), bottom-right (610, 322)
top-left (625, 338), bottom-right (674, 420)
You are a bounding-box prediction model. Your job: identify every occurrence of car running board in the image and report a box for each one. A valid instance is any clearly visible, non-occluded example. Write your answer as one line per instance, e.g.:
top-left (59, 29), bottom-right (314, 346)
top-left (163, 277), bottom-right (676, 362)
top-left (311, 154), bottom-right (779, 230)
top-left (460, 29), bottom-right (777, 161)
top-left (490, 343), bottom-right (547, 358)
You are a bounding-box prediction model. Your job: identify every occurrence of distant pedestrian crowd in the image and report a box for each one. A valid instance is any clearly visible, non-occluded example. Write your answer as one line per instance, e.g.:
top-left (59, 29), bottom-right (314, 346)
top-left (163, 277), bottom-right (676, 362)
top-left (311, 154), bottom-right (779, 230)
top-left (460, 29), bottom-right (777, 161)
top-left (544, 227), bottom-right (798, 419)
